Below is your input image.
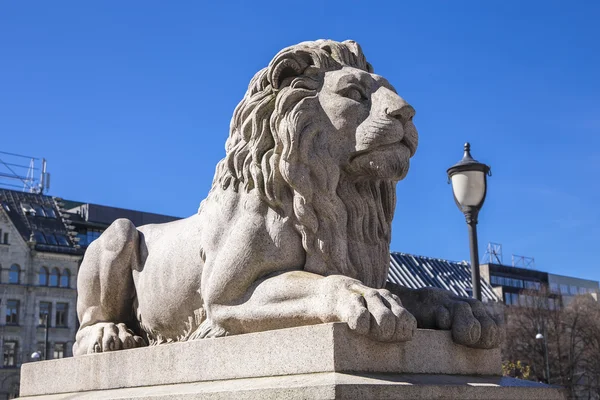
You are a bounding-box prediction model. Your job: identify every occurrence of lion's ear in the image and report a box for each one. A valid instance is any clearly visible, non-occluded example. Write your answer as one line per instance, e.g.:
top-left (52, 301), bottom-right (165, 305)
top-left (269, 51), bottom-right (312, 90)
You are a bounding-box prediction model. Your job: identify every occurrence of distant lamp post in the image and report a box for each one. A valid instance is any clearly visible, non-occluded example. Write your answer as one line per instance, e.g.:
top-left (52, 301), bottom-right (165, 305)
top-left (42, 312), bottom-right (49, 360)
top-left (30, 351), bottom-right (41, 361)
top-left (447, 143), bottom-right (491, 301)
top-left (536, 332), bottom-right (551, 383)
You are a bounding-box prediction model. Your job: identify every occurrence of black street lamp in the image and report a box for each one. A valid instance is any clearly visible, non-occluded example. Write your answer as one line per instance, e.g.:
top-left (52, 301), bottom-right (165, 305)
top-left (43, 312), bottom-right (49, 360)
top-left (536, 332), bottom-right (551, 383)
top-left (447, 143), bottom-right (491, 301)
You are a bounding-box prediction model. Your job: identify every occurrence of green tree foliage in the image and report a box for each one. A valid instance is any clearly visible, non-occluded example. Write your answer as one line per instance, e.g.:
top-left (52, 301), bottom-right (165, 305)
top-left (502, 360), bottom-right (531, 379)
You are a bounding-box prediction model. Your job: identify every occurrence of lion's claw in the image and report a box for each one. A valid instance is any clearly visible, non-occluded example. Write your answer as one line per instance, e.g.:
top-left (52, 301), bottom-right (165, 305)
top-left (326, 276), bottom-right (416, 342)
top-left (74, 322), bottom-right (146, 355)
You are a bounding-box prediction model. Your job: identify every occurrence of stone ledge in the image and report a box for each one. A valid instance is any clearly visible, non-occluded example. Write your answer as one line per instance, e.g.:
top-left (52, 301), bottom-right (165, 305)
top-left (21, 323), bottom-right (502, 397)
top-left (19, 373), bottom-right (565, 400)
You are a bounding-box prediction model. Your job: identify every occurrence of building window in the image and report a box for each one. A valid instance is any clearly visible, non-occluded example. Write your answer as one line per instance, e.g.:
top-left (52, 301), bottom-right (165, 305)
top-left (570, 285), bottom-right (578, 295)
top-left (39, 267), bottom-right (49, 286)
top-left (76, 232), bottom-right (88, 247)
top-left (548, 297), bottom-right (561, 310)
top-left (86, 229), bottom-right (102, 245)
top-left (8, 264), bottom-right (20, 284)
top-left (39, 302), bottom-right (51, 325)
top-left (45, 233), bottom-right (58, 246)
top-left (3, 341), bottom-right (17, 367)
top-left (33, 231), bottom-right (47, 244)
top-left (511, 293), bottom-right (519, 306)
top-left (6, 300), bottom-right (19, 325)
top-left (55, 303), bottom-right (68, 327)
top-left (60, 270), bottom-right (70, 288)
top-left (21, 202), bottom-right (34, 215)
top-left (49, 268), bottom-right (60, 287)
top-left (523, 280), bottom-right (541, 290)
top-left (43, 207), bottom-right (57, 218)
top-left (504, 292), bottom-right (511, 305)
top-left (579, 287), bottom-right (587, 295)
top-left (32, 204), bottom-right (46, 217)
top-left (55, 234), bottom-right (70, 246)
top-left (53, 343), bottom-right (65, 359)
top-left (3, 232), bottom-right (7, 244)
top-left (560, 284), bottom-right (568, 294)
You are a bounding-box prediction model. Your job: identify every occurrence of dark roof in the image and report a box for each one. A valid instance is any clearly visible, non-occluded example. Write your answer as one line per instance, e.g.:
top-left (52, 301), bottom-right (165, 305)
top-left (482, 263), bottom-right (549, 282)
top-left (66, 203), bottom-right (181, 228)
top-left (389, 252), bottom-right (500, 302)
top-left (0, 189), bottom-right (83, 255)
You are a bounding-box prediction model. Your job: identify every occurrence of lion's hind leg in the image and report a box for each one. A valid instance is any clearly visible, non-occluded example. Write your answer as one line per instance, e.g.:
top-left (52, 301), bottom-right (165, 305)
top-left (73, 218), bottom-right (147, 356)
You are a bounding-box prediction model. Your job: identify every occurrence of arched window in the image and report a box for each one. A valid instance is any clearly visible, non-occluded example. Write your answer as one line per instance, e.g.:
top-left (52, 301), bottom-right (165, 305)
top-left (39, 267), bottom-right (49, 286)
top-left (9, 264), bottom-right (20, 284)
top-left (49, 268), bottom-right (60, 287)
top-left (60, 269), bottom-right (71, 288)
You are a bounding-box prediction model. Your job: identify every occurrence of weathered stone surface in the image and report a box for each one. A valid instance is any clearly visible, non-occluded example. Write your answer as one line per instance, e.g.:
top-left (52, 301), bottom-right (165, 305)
top-left (18, 373), bottom-right (566, 400)
top-left (73, 39), bottom-right (502, 360)
top-left (21, 324), bottom-right (562, 399)
top-left (24, 324), bottom-right (496, 396)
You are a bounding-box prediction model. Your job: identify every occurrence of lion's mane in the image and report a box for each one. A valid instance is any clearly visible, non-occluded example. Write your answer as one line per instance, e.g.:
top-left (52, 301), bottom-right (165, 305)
top-left (207, 40), bottom-right (396, 289)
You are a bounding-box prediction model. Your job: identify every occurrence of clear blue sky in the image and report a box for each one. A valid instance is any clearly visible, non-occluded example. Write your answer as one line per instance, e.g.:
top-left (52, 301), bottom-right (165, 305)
top-left (1, 1), bottom-right (599, 282)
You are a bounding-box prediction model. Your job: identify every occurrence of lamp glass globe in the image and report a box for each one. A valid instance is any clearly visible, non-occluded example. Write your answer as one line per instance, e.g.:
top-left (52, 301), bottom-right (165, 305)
top-left (451, 170), bottom-right (486, 207)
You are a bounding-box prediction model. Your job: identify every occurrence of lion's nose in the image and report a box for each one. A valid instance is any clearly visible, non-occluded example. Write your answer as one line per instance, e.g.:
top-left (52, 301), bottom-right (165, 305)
top-left (380, 87), bottom-right (415, 125)
top-left (386, 104), bottom-right (415, 125)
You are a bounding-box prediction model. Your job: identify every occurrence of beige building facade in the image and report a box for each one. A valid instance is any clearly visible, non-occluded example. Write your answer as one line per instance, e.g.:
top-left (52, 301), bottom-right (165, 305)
top-left (0, 188), bottom-right (182, 399)
top-left (0, 190), bottom-right (82, 399)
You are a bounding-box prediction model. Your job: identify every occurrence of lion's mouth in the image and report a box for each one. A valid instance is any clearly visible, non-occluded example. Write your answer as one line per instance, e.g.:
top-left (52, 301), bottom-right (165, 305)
top-left (401, 135), bottom-right (417, 157)
top-left (352, 121), bottom-right (418, 161)
top-left (401, 121), bottom-right (418, 157)
top-left (351, 136), bottom-right (416, 162)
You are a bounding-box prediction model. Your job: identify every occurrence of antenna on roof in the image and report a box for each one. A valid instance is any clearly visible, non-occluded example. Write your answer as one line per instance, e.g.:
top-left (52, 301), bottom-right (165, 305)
top-left (39, 159), bottom-right (50, 194)
top-left (0, 151), bottom-right (50, 194)
top-left (512, 254), bottom-right (535, 269)
top-left (482, 242), bottom-right (503, 264)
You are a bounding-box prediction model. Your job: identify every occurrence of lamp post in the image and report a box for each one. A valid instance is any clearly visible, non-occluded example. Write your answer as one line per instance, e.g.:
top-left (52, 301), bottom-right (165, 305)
top-left (447, 143), bottom-right (491, 301)
top-left (536, 332), bottom-right (551, 383)
top-left (43, 312), bottom-right (49, 360)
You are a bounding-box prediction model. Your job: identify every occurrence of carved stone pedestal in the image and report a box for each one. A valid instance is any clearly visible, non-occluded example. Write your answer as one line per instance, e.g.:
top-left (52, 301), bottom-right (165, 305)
top-left (19, 323), bottom-right (564, 399)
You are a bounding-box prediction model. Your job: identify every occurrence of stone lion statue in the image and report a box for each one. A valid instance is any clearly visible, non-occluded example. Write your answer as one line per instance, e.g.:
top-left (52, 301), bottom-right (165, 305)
top-left (73, 39), bottom-right (502, 356)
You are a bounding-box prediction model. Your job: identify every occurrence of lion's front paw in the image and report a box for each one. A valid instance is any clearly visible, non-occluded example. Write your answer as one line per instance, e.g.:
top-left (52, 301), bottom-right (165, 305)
top-left (440, 297), bottom-right (504, 349)
top-left (74, 322), bottom-right (146, 355)
top-left (388, 285), bottom-right (504, 349)
top-left (325, 276), bottom-right (416, 342)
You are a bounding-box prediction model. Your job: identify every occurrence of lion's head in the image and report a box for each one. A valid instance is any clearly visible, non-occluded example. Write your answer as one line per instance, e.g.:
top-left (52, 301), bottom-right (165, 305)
top-left (209, 40), bottom-right (418, 288)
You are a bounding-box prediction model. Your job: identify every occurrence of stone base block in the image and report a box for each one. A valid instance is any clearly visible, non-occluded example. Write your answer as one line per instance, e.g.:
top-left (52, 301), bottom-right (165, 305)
top-left (19, 323), bottom-right (565, 399)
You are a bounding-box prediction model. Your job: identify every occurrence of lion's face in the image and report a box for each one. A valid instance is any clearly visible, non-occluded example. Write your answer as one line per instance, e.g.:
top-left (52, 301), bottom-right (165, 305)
top-left (318, 67), bottom-right (418, 181)
top-left (211, 40), bottom-right (415, 288)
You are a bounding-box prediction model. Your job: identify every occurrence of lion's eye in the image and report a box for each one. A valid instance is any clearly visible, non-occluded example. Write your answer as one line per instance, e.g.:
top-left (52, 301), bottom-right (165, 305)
top-left (341, 86), bottom-right (367, 102)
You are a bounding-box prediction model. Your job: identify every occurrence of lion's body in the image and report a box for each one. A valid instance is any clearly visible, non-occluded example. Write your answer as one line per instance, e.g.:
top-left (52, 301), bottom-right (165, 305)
top-left (73, 40), bottom-right (509, 357)
top-left (124, 188), bottom-right (300, 343)
top-left (122, 177), bottom-right (397, 344)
